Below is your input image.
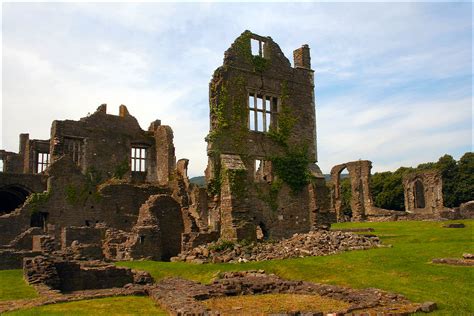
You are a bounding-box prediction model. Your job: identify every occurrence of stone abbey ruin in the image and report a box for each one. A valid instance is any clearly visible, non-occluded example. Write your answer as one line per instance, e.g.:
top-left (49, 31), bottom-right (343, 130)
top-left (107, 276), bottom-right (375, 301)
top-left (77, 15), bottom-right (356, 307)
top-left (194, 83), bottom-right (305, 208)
top-left (0, 31), bottom-right (471, 314)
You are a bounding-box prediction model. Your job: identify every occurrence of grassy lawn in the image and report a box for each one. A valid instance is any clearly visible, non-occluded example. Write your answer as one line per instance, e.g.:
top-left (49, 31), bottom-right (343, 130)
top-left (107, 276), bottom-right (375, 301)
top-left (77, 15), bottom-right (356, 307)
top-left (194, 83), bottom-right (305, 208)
top-left (118, 220), bottom-right (473, 315)
top-left (0, 270), bottom-right (37, 301)
top-left (0, 220), bottom-right (472, 315)
top-left (4, 296), bottom-right (167, 315)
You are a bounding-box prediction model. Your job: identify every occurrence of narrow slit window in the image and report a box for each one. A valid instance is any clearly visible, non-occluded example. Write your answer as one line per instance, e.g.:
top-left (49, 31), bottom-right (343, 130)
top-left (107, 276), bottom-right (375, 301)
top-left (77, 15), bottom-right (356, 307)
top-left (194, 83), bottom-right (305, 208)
top-left (37, 152), bottom-right (50, 173)
top-left (0, 159), bottom-right (3, 172)
top-left (131, 147), bottom-right (147, 172)
top-left (248, 93), bottom-right (276, 133)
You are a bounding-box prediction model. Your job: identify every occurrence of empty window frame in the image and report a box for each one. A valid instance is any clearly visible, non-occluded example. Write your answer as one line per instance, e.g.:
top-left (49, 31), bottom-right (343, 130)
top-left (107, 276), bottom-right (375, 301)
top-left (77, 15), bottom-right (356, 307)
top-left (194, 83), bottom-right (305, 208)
top-left (248, 93), bottom-right (277, 132)
top-left (254, 159), bottom-right (263, 180)
top-left (254, 159), bottom-right (272, 182)
top-left (251, 38), bottom-right (265, 57)
top-left (63, 137), bottom-right (84, 166)
top-left (37, 152), bottom-right (50, 173)
top-left (131, 147), bottom-right (147, 172)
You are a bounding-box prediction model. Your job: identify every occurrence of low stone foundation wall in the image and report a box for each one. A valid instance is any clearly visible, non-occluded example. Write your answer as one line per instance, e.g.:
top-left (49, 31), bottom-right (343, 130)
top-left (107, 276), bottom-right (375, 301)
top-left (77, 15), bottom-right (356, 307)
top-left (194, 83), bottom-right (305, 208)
top-left (147, 271), bottom-right (435, 315)
top-left (0, 249), bottom-right (42, 270)
top-left (1, 267), bottom-right (438, 315)
top-left (23, 256), bottom-right (153, 292)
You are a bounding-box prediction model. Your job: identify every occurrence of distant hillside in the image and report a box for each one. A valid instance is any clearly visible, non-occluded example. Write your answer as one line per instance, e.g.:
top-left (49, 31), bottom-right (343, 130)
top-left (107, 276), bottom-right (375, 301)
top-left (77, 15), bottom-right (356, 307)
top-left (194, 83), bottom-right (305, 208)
top-left (189, 176), bottom-right (206, 187)
top-left (325, 173), bottom-right (349, 181)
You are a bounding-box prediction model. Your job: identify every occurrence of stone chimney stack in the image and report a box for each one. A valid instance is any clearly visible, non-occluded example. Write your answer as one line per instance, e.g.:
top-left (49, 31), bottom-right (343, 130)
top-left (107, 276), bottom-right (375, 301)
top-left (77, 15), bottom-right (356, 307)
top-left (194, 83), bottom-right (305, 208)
top-left (293, 44), bottom-right (311, 69)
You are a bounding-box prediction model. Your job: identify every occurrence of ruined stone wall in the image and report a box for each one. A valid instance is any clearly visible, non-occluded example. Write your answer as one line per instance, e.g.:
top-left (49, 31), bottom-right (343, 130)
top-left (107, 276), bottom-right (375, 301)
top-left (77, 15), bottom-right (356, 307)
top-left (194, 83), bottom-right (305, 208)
top-left (48, 104), bottom-right (176, 185)
top-left (0, 156), bottom-right (167, 246)
top-left (103, 194), bottom-right (186, 261)
top-left (330, 160), bottom-right (375, 222)
top-left (1, 133), bottom-right (49, 175)
top-left (50, 105), bottom-right (153, 181)
top-left (205, 31), bottom-right (328, 241)
top-left (403, 170), bottom-right (444, 216)
top-left (60, 227), bottom-right (105, 250)
top-left (23, 138), bottom-right (50, 174)
top-left (207, 32), bottom-right (316, 160)
top-left (23, 256), bottom-right (146, 292)
top-left (0, 173), bottom-right (47, 193)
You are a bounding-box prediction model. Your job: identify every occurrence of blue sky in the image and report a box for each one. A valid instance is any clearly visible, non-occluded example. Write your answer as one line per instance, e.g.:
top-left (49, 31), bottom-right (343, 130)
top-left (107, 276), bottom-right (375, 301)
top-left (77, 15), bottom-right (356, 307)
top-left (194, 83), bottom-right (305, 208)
top-left (1, 2), bottom-right (472, 177)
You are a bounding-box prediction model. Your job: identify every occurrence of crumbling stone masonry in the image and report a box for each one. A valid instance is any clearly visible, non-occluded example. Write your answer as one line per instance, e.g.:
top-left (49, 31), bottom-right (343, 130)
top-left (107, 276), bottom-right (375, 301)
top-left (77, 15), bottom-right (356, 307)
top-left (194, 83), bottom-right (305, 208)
top-left (403, 170), bottom-right (444, 217)
top-left (330, 160), bottom-right (374, 222)
top-left (23, 255), bottom-right (153, 292)
top-left (205, 30), bottom-right (331, 242)
top-left (330, 160), bottom-right (408, 222)
top-left (146, 271), bottom-right (434, 315)
top-left (0, 104), bottom-right (206, 264)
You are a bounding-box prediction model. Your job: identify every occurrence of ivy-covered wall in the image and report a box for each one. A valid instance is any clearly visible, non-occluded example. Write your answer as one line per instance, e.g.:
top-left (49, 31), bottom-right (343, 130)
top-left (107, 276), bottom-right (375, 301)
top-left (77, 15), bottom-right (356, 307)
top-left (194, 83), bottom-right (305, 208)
top-left (206, 31), bottom-right (327, 241)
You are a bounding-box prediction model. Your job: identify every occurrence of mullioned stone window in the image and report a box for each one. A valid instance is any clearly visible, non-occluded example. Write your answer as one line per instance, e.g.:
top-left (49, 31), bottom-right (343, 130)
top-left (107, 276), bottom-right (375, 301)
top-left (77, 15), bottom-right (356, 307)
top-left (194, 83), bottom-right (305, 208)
top-left (36, 152), bottom-right (50, 173)
top-left (131, 147), bottom-right (147, 172)
top-left (63, 137), bottom-right (84, 166)
top-left (248, 93), bottom-right (277, 132)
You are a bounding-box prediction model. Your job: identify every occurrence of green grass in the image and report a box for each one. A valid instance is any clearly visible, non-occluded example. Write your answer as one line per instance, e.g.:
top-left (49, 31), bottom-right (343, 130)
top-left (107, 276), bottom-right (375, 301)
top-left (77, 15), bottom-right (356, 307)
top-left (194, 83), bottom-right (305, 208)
top-left (118, 220), bottom-right (474, 315)
top-left (1, 220), bottom-right (472, 315)
top-left (0, 270), bottom-right (37, 301)
top-left (4, 296), bottom-right (167, 315)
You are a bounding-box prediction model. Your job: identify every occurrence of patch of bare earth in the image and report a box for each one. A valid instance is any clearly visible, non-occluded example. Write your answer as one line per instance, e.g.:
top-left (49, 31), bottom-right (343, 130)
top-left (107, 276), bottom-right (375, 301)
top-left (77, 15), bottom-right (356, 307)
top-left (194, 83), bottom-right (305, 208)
top-left (203, 293), bottom-right (350, 315)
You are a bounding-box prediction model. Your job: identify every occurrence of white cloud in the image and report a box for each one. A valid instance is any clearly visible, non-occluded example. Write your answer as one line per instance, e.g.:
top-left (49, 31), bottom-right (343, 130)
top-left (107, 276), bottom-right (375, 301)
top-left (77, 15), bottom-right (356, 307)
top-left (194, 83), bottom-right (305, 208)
top-left (1, 2), bottom-right (472, 178)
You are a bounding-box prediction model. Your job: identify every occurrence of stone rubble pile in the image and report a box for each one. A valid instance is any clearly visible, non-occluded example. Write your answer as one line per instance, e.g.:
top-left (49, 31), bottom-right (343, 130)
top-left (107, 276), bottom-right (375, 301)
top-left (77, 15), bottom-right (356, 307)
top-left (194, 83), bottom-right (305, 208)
top-left (172, 229), bottom-right (382, 264)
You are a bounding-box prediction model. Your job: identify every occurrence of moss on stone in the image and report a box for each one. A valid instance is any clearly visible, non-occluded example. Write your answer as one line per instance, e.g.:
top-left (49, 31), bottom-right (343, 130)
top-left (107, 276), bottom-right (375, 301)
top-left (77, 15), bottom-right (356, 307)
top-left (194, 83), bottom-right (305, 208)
top-left (113, 159), bottom-right (129, 179)
top-left (226, 168), bottom-right (247, 199)
top-left (28, 191), bottom-right (51, 213)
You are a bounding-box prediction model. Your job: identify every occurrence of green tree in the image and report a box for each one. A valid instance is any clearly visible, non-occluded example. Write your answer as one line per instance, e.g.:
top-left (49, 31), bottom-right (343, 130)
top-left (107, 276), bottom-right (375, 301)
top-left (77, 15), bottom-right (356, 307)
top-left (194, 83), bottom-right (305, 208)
top-left (340, 177), bottom-right (352, 217)
top-left (370, 167), bottom-right (411, 211)
top-left (454, 152), bottom-right (474, 205)
top-left (434, 154), bottom-right (458, 207)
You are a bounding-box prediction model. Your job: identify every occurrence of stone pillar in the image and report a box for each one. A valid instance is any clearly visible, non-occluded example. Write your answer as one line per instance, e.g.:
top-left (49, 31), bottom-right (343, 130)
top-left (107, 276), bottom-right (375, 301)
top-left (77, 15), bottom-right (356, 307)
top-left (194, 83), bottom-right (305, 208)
top-left (154, 126), bottom-right (176, 186)
top-left (219, 154), bottom-right (256, 241)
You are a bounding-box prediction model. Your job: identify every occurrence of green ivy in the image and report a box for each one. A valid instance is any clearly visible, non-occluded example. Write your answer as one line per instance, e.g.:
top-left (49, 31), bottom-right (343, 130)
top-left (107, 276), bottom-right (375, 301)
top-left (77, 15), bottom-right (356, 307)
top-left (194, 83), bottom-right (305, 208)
top-left (268, 82), bottom-right (296, 146)
top-left (234, 31), bottom-right (253, 64)
top-left (252, 55), bottom-right (269, 73)
top-left (207, 177), bottom-right (222, 196)
top-left (65, 168), bottom-right (102, 205)
top-left (208, 239), bottom-right (235, 252)
top-left (271, 146), bottom-right (311, 193)
top-left (233, 31), bottom-right (270, 73)
top-left (28, 191), bottom-right (51, 213)
top-left (226, 168), bottom-right (247, 198)
top-left (255, 178), bottom-right (283, 213)
top-left (113, 159), bottom-right (129, 179)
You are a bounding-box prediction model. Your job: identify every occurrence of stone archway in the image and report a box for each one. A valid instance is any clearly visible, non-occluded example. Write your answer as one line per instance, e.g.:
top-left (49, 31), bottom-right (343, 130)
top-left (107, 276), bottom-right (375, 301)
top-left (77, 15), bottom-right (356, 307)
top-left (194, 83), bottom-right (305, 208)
top-left (330, 160), bottom-right (374, 222)
top-left (403, 171), bottom-right (443, 215)
top-left (0, 185), bottom-right (31, 215)
top-left (144, 195), bottom-right (184, 261)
